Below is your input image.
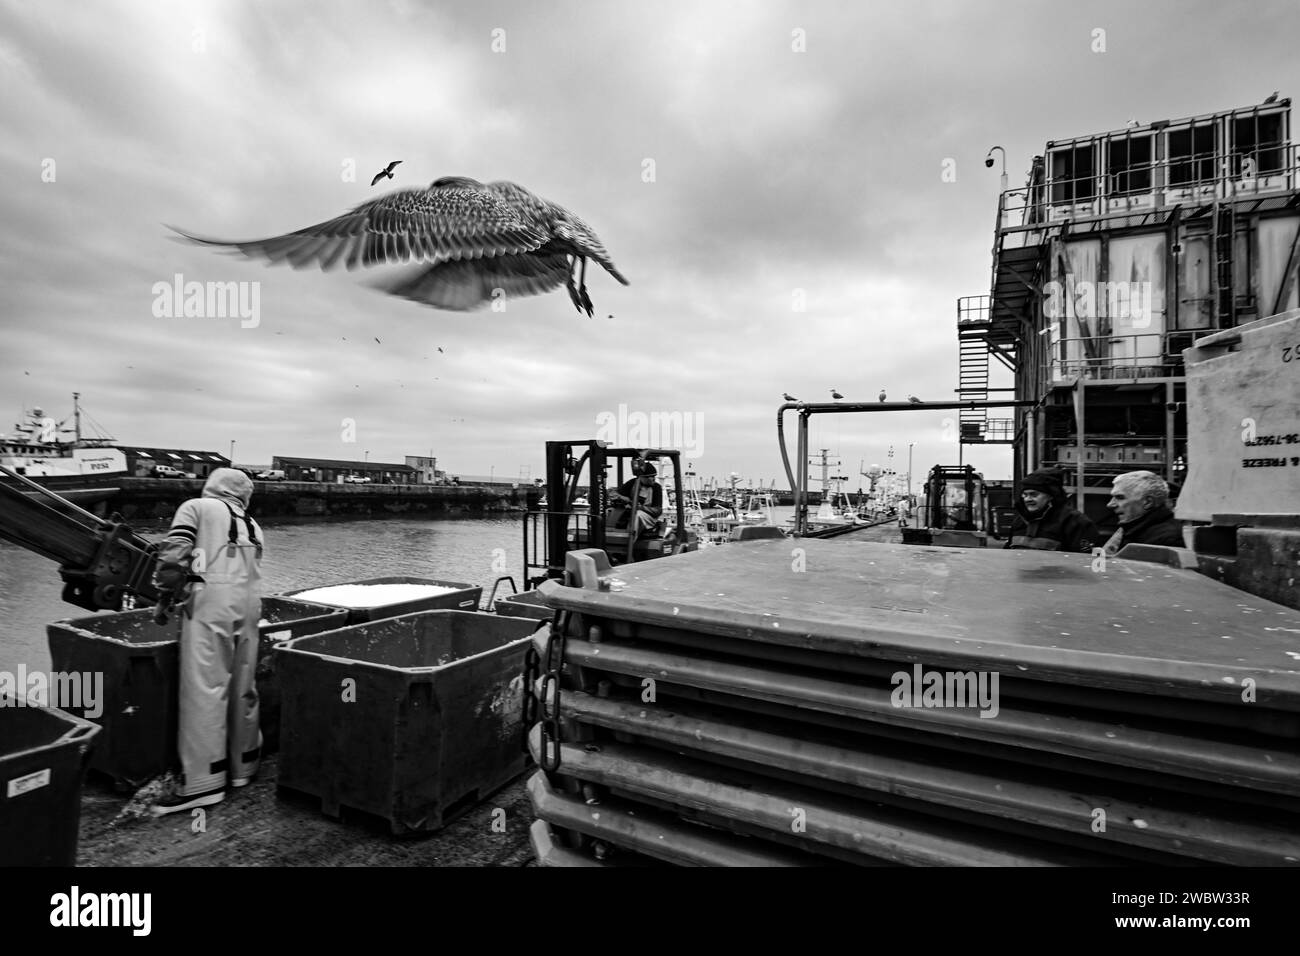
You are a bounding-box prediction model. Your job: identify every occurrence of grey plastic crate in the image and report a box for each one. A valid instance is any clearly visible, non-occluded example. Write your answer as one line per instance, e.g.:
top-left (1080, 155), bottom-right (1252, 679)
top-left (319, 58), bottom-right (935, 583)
top-left (1, 700), bottom-right (100, 866)
top-left (275, 610), bottom-right (541, 834)
top-left (282, 576), bottom-right (483, 625)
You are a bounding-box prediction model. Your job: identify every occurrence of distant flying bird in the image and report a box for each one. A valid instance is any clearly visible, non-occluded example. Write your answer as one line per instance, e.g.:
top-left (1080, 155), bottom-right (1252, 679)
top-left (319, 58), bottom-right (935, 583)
top-left (1264, 91), bottom-right (1279, 104)
top-left (908, 395), bottom-right (922, 404)
top-left (437, 347), bottom-right (443, 353)
top-left (370, 160), bottom-right (402, 186)
top-left (783, 392), bottom-right (799, 402)
top-left (374, 337), bottom-right (381, 343)
top-left (878, 389), bottom-right (887, 403)
top-left (830, 388), bottom-right (843, 400)
top-left (168, 176), bottom-right (628, 316)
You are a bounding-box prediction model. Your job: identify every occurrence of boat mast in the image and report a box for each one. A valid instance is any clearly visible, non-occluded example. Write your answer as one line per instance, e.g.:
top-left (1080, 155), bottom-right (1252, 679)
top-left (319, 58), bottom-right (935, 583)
top-left (73, 392), bottom-right (82, 445)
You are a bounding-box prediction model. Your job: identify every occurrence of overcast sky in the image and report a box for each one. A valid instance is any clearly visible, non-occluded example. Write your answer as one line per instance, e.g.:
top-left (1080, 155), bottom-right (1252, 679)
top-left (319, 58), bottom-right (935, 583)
top-left (2, 0), bottom-right (1297, 491)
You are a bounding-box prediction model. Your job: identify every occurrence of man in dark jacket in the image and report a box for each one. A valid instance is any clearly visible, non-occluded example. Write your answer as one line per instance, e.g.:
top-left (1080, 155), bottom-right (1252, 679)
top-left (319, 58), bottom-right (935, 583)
top-left (1004, 467), bottom-right (1099, 553)
top-left (610, 461), bottom-right (664, 533)
top-left (1102, 470), bottom-right (1183, 555)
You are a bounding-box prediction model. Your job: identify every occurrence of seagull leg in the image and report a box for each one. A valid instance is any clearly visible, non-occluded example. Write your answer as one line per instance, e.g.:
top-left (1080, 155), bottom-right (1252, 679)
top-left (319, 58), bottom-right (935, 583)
top-left (578, 257), bottom-right (594, 317)
top-left (566, 256), bottom-right (584, 314)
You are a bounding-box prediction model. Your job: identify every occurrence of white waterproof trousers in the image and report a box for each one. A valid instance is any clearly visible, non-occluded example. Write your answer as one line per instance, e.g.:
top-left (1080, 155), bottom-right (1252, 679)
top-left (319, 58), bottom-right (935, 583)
top-left (167, 499), bottom-right (263, 795)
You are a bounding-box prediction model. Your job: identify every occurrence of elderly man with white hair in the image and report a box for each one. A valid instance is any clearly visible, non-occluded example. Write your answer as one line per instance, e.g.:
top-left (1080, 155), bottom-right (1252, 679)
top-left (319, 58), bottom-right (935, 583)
top-left (1103, 470), bottom-right (1183, 556)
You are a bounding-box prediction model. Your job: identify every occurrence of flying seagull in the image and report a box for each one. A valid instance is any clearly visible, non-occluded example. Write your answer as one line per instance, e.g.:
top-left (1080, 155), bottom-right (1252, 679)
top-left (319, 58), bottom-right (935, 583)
top-left (1264, 91), bottom-right (1279, 104)
top-left (830, 388), bottom-right (843, 400)
top-left (878, 389), bottom-right (887, 403)
top-left (783, 392), bottom-right (799, 402)
top-left (167, 176), bottom-right (629, 316)
top-left (908, 395), bottom-right (922, 404)
top-left (370, 160), bottom-right (402, 186)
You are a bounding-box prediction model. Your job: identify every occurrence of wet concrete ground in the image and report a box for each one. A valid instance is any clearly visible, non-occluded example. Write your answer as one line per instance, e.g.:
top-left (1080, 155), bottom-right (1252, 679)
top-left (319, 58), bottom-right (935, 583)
top-left (76, 756), bottom-right (535, 867)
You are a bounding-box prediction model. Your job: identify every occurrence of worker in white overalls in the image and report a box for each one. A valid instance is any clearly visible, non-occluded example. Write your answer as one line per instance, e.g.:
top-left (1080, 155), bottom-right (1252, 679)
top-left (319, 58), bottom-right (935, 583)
top-left (151, 468), bottom-right (264, 814)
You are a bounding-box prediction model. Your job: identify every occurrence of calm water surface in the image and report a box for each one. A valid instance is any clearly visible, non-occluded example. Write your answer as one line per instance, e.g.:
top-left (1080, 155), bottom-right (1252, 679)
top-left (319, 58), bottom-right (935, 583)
top-left (0, 516), bottom-right (533, 676)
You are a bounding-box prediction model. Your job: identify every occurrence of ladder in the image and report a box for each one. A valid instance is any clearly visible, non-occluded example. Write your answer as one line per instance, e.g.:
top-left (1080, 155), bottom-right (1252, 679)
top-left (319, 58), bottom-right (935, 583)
top-left (1213, 202), bottom-right (1235, 327)
top-left (958, 332), bottom-right (990, 440)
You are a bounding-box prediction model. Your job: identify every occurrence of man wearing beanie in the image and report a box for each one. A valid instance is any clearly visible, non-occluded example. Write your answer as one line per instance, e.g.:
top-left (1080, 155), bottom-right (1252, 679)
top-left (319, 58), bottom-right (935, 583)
top-left (611, 460), bottom-right (664, 533)
top-left (1004, 466), bottom-right (1099, 553)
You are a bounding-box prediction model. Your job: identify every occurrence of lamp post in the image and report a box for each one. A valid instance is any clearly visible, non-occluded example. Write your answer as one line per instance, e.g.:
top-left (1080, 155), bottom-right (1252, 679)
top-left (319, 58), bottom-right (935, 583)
top-left (986, 146), bottom-right (1008, 192)
top-left (229, 440), bottom-right (235, 465)
top-left (908, 442), bottom-right (914, 499)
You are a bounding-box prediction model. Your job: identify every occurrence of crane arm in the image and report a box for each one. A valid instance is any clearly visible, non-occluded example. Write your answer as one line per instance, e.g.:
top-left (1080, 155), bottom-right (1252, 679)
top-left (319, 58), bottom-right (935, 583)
top-left (0, 464), bottom-right (163, 612)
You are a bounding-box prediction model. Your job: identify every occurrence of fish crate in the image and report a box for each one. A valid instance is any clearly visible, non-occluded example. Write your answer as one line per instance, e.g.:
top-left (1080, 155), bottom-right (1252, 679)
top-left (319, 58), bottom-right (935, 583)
top-left (282, 576), bottom-right (483, 625)
top-left (274, 610), bottom-right (542, 834)
top-left (493, 589), bottom-right (556, 622)
top-left (46, 597), bottom-right (346, 787)
top-left (0, 700), bottom-right (100, 866)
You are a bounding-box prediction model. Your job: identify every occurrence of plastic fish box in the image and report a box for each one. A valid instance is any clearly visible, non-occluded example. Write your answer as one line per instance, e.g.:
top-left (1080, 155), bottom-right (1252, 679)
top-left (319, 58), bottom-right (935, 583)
top-left (0, 699), bottom-right (100, 866)
top-left (493, 589), bottom-right (555, 622)
top-left (274, 610), bottom-right (542, 834)
top-left (282, 577), bottom-right (483, 625)
top-left (45, 597), bottom-right (346, 787)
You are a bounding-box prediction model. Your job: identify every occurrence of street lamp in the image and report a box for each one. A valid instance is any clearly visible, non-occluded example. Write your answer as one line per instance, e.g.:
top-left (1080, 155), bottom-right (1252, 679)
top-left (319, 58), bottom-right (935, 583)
top-left (986, 146), bottom-right (1008, 192)
top-left (908, 442), bottom-right (914, 499)
top-left (229, 440), bottom-right (235, 464)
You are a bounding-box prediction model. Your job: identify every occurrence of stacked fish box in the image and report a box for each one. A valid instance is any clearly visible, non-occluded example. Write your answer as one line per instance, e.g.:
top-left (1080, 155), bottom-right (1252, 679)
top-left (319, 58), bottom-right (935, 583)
top-left (523, 540), bottom-right (1300, 866)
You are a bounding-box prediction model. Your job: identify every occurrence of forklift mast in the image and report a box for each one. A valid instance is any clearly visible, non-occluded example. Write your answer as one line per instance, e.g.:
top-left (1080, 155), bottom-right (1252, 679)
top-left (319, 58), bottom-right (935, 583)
top-left (525, 441), bottom-right (697, 588)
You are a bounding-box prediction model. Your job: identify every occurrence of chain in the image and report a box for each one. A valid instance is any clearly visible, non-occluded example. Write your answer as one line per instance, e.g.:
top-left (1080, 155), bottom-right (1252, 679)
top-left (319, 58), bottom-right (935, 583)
top-left (538, 609), bottom-right (569, 772)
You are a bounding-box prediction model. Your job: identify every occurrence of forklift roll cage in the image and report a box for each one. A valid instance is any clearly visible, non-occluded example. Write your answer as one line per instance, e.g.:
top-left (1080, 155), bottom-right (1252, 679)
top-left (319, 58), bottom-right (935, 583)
top-left (523, 441), bottom-right (697, 589)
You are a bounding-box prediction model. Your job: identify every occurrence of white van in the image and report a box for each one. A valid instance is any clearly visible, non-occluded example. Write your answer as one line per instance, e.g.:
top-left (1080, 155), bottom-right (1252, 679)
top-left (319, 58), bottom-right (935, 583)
top-left (256, 470), bottom-right (288, 481)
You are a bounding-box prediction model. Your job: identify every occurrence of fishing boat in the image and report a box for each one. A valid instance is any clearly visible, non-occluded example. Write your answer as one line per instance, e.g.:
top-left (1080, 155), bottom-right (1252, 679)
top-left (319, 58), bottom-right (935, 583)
top-left (0, 394), bottom-right (126, 506)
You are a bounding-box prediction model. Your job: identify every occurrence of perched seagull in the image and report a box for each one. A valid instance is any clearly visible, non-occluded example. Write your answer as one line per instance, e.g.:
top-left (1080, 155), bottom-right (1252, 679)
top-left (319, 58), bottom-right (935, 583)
top-left (783, 392), bottom-right (799, 402)
top-left (830, 388), bottom-right (843, 400)
top-left (370, 160), bottom-right (402, 186)
top-left (167, 176), bottom-right (628, 316)
top-left (1125, 118), bottom-right (1141, 128)
top-left (878, 389), bottom-right (887, 403)
top-left (1264, 91), bottom-right (1279, 104)
top-left (908, 395), bottom-right (922, 404)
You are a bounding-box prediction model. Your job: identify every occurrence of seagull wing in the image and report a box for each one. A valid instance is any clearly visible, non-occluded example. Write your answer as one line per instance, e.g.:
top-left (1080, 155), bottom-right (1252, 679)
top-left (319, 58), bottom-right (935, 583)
top-left (487, 181), bottom-right (629, 285)
top-left (376, 248), bottom-right (572, 312)
top-left (167, 183), bottom-right (548, 272)
top-left (370, 170), bottom-right (385, 186)
top-left (387, 160), bottom-right (402, 174)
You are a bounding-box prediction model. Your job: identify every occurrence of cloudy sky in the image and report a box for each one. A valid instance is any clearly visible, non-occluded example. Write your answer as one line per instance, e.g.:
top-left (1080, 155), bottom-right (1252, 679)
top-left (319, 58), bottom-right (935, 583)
top-left (2, 0), bottom-right (1296, 491)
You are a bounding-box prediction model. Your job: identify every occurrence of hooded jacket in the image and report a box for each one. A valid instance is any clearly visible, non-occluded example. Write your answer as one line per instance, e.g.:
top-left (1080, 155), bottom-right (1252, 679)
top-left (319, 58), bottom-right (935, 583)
top-left (153, 469), bottom-right (263, 591)
top-left (1004, 486), bottom-right (1099, 554)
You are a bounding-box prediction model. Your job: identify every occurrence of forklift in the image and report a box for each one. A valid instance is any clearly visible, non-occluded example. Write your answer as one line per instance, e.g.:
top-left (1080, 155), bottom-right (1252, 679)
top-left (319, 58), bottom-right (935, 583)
top-left (900, 464), bottom-right (991, 548)
top-left (521, 441), bottom-right (698, 589)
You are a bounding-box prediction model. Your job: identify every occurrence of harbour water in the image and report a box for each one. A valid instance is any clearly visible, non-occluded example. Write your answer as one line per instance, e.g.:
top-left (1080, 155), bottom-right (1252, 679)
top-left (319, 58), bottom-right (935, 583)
top-left (0, 505), bottom-right (862, 677)
top-left (0, 516), bottom-right (532, 678)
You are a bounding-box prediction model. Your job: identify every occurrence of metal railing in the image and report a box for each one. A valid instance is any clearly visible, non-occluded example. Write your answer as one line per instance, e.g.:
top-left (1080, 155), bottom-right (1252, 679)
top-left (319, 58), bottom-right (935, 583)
top-left (1047, 333), bottom-right (1180, 380)
top-left (998, 143), bottom-right (1300, 232)
top-left (957, 295), bottom-right (992, 325)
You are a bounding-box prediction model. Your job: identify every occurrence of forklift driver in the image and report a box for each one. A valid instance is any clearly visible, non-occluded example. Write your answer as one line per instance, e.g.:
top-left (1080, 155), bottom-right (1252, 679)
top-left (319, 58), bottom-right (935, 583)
top-left (610, 462), bottom-right (664, 534)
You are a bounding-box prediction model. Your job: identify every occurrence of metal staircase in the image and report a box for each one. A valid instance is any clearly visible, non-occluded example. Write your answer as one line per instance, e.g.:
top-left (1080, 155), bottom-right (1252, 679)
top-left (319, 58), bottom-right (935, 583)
top-left (958, 327), bottom-right (991, 440)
